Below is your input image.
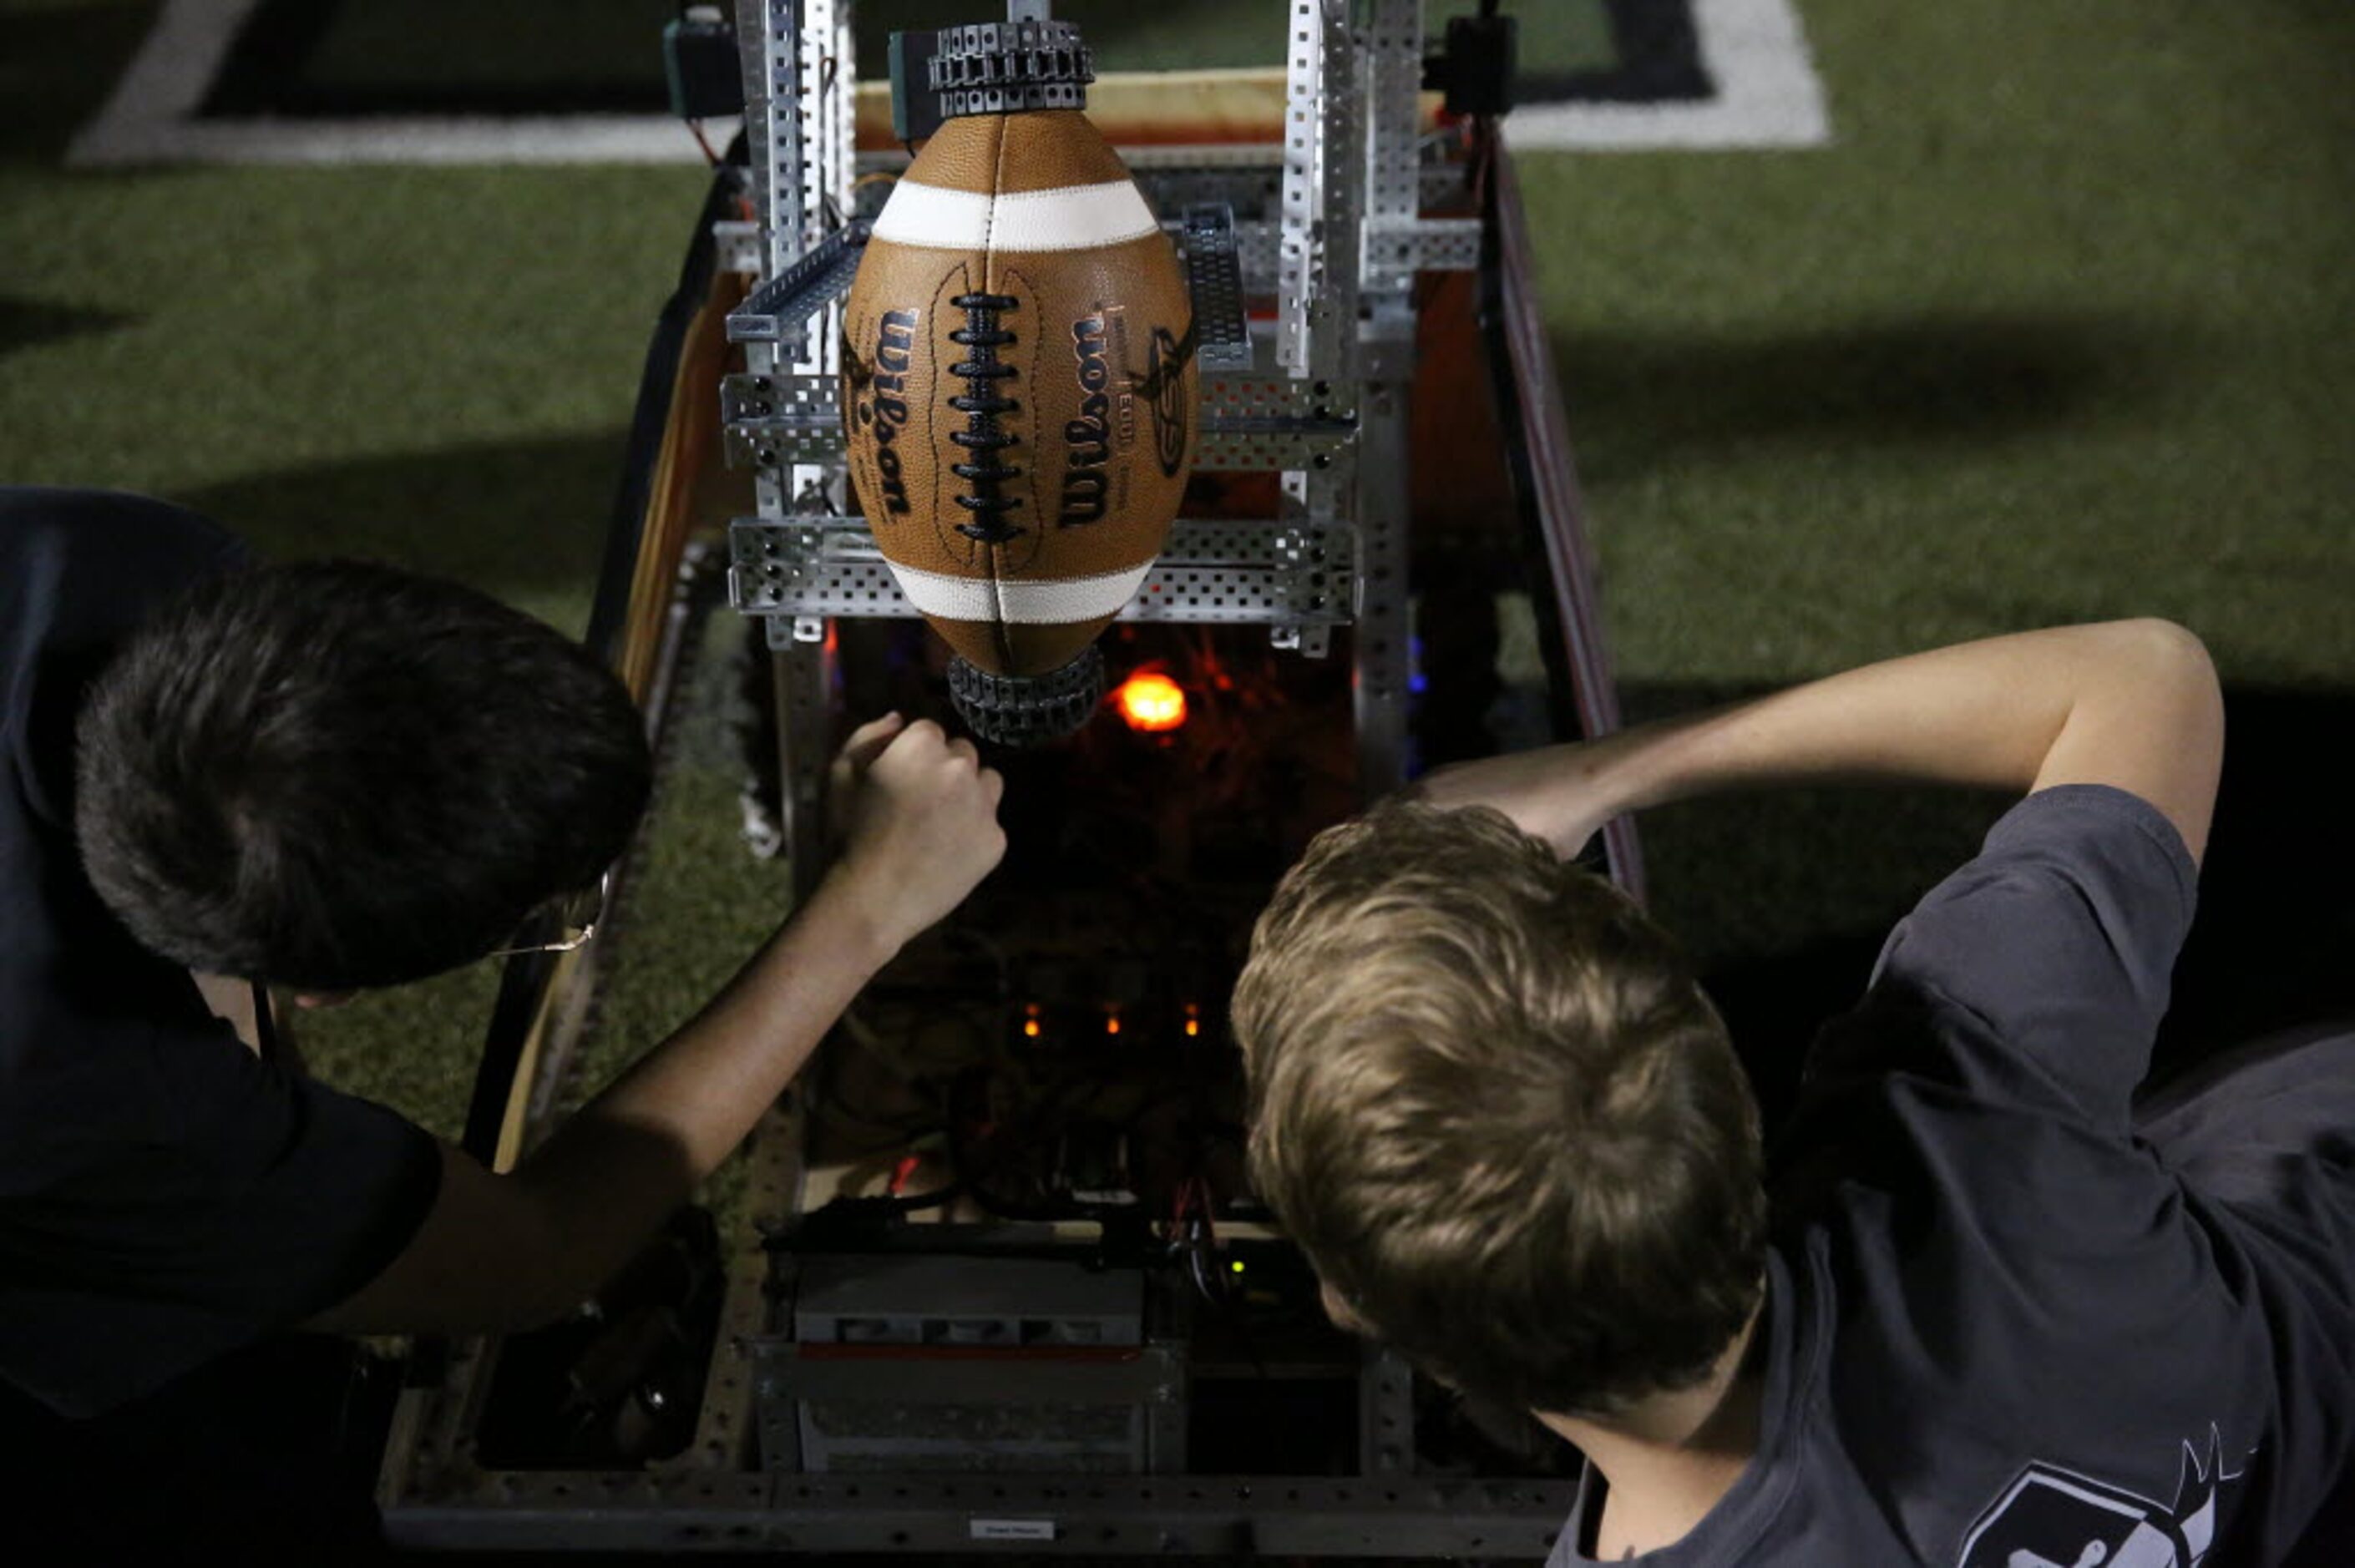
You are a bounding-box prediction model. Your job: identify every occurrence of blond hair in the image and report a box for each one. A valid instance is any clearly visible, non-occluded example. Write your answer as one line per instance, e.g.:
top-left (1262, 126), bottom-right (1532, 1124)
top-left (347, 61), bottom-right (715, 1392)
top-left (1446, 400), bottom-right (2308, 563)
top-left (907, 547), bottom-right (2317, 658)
top-left (1233, 801), bottom-right (1765, 1414)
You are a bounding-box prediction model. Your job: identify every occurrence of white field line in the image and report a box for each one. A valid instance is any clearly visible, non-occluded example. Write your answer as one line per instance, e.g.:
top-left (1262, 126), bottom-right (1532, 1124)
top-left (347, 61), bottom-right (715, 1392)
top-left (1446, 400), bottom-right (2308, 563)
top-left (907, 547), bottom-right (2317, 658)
top-left (69, 0), bottom-right (1828, 168)
top-left (1507, 0), bottom-right (1831, 150)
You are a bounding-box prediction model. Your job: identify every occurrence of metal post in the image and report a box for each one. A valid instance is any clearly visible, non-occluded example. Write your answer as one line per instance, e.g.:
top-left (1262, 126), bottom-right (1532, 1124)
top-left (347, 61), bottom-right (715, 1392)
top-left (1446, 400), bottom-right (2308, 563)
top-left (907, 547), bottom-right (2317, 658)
top-left (1345, 0), bottom-right (1416, 796)
top-left (735, 0), bottom-right (857, 892)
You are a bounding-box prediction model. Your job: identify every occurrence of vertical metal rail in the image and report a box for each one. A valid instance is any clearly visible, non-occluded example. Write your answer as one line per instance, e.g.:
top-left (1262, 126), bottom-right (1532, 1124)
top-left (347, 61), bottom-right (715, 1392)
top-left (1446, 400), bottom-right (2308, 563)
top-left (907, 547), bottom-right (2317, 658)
top-left (1281, 0), bottom-right (1416, 798)
top-left (1345, 0), bottom-right (1424, 797)
top-left (1274, 0), bottom-right (1336, 385)
top-left (737, 0), bottom-right (855, 903)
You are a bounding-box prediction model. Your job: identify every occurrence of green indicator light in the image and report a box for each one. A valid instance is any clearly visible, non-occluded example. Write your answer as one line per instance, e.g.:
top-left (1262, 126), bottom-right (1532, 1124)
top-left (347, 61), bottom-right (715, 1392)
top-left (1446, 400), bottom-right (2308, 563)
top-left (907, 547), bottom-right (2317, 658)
top-left (1229, 1260), bottom-right (1246, 1275)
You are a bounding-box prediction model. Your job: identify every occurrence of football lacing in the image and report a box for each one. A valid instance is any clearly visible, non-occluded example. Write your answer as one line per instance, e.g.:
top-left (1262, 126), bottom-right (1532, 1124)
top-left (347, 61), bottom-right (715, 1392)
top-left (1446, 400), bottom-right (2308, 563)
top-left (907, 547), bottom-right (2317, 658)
top-left (947, 291), bottom-right (1026, 544)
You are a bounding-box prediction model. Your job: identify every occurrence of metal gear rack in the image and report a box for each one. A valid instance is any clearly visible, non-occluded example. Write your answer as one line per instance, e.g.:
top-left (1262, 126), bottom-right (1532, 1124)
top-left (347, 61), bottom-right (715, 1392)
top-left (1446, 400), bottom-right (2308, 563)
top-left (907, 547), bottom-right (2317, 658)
top-left (386, 2), bottom-right (1640, 1554)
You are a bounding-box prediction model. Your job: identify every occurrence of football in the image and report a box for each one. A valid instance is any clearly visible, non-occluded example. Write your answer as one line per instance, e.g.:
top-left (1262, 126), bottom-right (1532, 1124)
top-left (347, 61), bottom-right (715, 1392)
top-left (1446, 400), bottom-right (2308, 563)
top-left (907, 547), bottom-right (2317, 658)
top-left (841, 105), bottom-right (1199, 709)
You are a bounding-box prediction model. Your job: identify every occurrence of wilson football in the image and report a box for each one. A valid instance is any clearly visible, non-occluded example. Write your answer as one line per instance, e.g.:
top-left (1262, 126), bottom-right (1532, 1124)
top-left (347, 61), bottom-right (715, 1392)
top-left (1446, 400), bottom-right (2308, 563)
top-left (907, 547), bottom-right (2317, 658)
top-left (842, 105), bottom-right (1198, 714)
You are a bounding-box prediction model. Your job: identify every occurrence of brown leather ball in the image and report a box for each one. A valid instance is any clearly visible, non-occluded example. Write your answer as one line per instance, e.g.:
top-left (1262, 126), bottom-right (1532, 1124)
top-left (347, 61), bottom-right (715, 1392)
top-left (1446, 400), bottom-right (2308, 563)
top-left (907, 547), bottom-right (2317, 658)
top-left (842, 109), bottom-right (1199, 678)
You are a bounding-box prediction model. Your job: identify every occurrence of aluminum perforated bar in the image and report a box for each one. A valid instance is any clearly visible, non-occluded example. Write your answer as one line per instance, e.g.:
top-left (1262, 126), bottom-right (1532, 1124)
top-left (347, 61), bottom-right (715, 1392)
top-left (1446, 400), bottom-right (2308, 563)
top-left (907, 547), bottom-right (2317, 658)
top-left (799, 0), bottom-right (849, 257)
top-left (1197, 372), bottom-right (1358, 470)
top-left (713, 218), bottom-right (762, 277)
top-left (1182, 205), bottom-right (1253, 372)
top-left (819, 1), bottom-right (855, 238)
top-left (736, 0), bottom-right (803, 276)
top-left (729, 518), bottom-right (1356, 628)
top-left (1309, 1), bottom-right (1360, 382)
top-left (723, 372), bottom-right (1365, 475)
top-left (1361, 215), bottom-right (1482, 291)
top-left (1276, 0), bottom-right (1340, 379)
top-left (722, 369), bottom-right (843, 466)
top-left (387, 1472), bottom-right (1578, 1556)
top-left (1364, 11), bottom-right (1486, 298)
top-left (1361, 0), bottom-right (1423, 235)
top-left (725, 220), bottom-right (869, 351)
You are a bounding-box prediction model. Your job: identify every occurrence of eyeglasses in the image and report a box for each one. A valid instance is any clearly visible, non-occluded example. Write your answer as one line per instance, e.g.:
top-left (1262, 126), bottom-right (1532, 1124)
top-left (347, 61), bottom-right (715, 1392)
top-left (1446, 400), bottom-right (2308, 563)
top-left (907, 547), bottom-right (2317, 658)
top-left (487, 869), bottom-right (612, 959)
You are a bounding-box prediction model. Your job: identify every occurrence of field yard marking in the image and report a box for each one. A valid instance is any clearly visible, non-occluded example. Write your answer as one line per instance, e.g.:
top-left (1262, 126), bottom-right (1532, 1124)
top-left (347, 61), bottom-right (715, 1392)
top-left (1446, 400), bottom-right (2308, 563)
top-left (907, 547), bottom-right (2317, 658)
top-left (68, 0), bottom-right (252, 166)
top-left (71, 0), bottom-right (1828, 167)
top-left (1507, 0), bottom-right (1831, 150)
top-left (67, 0), bottom-right (717, 166)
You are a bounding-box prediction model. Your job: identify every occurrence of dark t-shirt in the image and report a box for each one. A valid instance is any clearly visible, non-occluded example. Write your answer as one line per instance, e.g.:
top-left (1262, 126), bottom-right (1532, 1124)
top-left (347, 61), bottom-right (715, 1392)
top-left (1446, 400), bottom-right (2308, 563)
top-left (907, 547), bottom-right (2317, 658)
top-left (1550, 786), bottom-right (2355, 1566)
top-left (1, 487), bottom-right (441, 1419)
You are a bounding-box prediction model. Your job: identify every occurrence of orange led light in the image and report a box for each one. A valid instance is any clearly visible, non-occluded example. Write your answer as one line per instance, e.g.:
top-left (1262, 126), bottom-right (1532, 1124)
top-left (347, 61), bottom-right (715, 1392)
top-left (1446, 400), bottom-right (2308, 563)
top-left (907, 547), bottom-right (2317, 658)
top-left (1024, 1019), bottom-right (1041, 1038)
top-left (1106, 1015), bottom-right (1122, 1036)
top-left (1185, 1019), bottom-right (1199, 1037)
top-left (1113, 670), bottom-right (1187, 733)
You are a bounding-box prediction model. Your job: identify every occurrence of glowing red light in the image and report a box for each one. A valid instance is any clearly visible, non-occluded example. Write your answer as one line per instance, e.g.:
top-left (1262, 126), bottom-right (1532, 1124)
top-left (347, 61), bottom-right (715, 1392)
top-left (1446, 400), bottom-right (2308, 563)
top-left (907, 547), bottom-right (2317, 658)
top-left (1115, 671), bottom-right (1188, 732)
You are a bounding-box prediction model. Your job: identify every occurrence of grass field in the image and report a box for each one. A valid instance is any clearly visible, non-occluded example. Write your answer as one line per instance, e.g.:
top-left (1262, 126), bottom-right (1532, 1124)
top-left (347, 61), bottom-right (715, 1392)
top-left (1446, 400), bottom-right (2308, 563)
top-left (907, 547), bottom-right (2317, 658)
top-left (4, 0), bottom-right (2352, 1140)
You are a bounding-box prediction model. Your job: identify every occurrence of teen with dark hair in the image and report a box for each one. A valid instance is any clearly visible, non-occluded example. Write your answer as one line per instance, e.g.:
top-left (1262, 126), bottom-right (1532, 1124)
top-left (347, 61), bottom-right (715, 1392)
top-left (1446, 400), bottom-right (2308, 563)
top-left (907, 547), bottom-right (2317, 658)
top-left (1237, 620), bottom-right (2355, 1565)
top-left (3, 488), bottom-right (1005, 1552)
top-left (73, 558), bottom-right (655, 989)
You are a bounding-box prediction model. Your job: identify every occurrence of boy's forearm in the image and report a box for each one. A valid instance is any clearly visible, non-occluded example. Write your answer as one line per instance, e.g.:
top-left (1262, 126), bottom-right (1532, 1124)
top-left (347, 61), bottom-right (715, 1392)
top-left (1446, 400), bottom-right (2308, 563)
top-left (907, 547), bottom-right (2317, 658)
top-left (309, 716), bottom-right (1006, 1336)
top-left (506, 867), bottom-right (897, 1298)
top-left (311, 870), bottom-right (905, 1333)
top-left (1570, 621), bottom-right (2221, 857)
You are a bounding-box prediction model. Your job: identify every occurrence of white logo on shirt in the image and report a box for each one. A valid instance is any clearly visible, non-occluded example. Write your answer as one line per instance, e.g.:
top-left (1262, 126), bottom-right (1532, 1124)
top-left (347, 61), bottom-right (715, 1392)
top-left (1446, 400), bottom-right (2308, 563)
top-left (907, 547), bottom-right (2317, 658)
top-left (1957, 1428), bottom-right (2246, 1568)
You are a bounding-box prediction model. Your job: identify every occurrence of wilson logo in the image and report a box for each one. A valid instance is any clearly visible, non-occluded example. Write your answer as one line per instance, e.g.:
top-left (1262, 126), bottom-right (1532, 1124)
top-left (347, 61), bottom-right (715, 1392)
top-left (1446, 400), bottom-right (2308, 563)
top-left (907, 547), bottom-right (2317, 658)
top-left (1061, 312), bottom-right (1113, 525)
top-left (855, 308), bottom-right (919, 515)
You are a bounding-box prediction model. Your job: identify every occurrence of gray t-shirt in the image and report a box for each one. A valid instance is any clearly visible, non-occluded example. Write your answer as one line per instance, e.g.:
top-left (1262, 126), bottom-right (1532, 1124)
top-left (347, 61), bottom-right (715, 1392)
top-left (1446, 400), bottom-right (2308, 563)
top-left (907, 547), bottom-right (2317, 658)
top-left (1552, 786), bottom-right (2355, 1567)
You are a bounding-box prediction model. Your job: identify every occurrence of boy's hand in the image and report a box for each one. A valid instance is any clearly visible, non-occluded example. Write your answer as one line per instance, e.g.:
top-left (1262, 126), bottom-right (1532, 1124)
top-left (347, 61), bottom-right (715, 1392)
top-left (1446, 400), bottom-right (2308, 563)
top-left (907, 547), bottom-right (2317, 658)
top-left (825, 715), bottom-right (1007, 952)
top-left (1415, 741), bottom-right (1619, 858)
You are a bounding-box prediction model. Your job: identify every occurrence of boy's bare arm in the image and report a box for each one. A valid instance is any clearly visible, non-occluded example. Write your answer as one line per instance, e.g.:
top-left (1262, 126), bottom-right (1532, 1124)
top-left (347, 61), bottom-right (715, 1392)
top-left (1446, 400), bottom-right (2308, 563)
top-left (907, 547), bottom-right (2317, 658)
top-left (308, 715), bottom-right (1006, 1333)
top-left (1421, 620), bottom-right (2223, 867)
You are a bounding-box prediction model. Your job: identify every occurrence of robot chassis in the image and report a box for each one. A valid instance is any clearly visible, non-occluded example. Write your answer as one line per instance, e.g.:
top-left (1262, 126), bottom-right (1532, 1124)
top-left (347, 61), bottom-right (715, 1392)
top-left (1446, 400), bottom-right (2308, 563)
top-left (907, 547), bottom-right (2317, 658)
top-left (381, 0), bottom-right (1642, 1554)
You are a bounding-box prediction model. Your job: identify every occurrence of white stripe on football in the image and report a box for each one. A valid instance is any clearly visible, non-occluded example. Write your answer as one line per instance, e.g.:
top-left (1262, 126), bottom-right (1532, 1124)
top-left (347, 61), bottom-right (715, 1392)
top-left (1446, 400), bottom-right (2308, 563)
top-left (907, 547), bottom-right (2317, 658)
top-left (884, 559), bottom-right (1157, 623)
top-left (869, 179), bottom-right (1162, 253)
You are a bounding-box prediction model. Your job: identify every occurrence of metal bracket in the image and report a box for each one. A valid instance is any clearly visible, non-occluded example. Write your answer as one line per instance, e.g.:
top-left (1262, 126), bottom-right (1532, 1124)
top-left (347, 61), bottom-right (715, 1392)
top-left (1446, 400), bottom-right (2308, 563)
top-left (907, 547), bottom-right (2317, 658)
top-left (725, 371), bottom-right (1361, 478)
top-left (713, 219), bottom-right (764, 279)
top-left (729, 516), bottom-right (1355, 632)
top-left (1197, 375), bottom-right (1360, 472)
top-left (1360, 215), bottom-right (1481, 292)
top-left (1181, 204), bottom-right (1253, 372)
top-left (721, 372), bottom-right (843, 469)
top-left (725, 220), bottom-right (870, 352)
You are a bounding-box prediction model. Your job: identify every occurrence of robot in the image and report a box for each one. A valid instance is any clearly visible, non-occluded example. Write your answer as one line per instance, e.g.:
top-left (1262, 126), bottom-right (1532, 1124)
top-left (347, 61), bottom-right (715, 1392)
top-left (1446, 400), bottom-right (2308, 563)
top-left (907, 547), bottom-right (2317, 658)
top-left (387, 3), bottom-right (1643, 1553)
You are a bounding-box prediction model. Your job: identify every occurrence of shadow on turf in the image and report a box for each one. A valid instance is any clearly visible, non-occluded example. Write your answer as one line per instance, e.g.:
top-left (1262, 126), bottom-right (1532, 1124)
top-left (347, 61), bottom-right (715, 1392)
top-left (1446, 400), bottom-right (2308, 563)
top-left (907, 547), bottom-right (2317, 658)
top-left (182, 432), bottom-right (631, 613)
top-left (1552, 311), bottom-right (2180, 480)
top-left (0, 296), bottom-right (139, 357)
top-left (1626, 682), bottom-right (2355, 1133)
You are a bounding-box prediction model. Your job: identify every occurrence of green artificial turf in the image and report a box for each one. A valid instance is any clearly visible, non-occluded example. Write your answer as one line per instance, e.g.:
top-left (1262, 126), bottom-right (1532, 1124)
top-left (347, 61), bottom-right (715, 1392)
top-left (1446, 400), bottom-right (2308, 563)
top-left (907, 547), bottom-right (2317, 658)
top-left (4, 0), bottom-right (2352, 1141)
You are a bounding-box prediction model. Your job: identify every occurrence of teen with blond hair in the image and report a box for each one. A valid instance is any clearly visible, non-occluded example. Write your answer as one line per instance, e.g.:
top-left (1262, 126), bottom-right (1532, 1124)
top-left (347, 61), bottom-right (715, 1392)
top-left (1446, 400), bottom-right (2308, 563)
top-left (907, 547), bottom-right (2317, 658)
top-left (1238, 621), bottom-right (2355, 1565)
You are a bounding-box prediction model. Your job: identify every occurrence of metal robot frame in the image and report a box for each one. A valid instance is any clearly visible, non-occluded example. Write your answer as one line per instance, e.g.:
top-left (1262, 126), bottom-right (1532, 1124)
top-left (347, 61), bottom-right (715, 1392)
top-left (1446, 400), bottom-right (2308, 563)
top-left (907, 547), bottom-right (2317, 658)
top-left (381, 0), bottom-right (1637, 1552)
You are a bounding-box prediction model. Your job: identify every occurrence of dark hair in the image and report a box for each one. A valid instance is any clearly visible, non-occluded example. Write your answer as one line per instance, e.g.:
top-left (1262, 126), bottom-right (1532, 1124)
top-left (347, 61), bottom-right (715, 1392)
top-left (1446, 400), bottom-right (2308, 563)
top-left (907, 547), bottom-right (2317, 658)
top-left (1233, 800), bottom-right (1766, 1416)
top-left (75, 560), bottom-right (651, 989)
